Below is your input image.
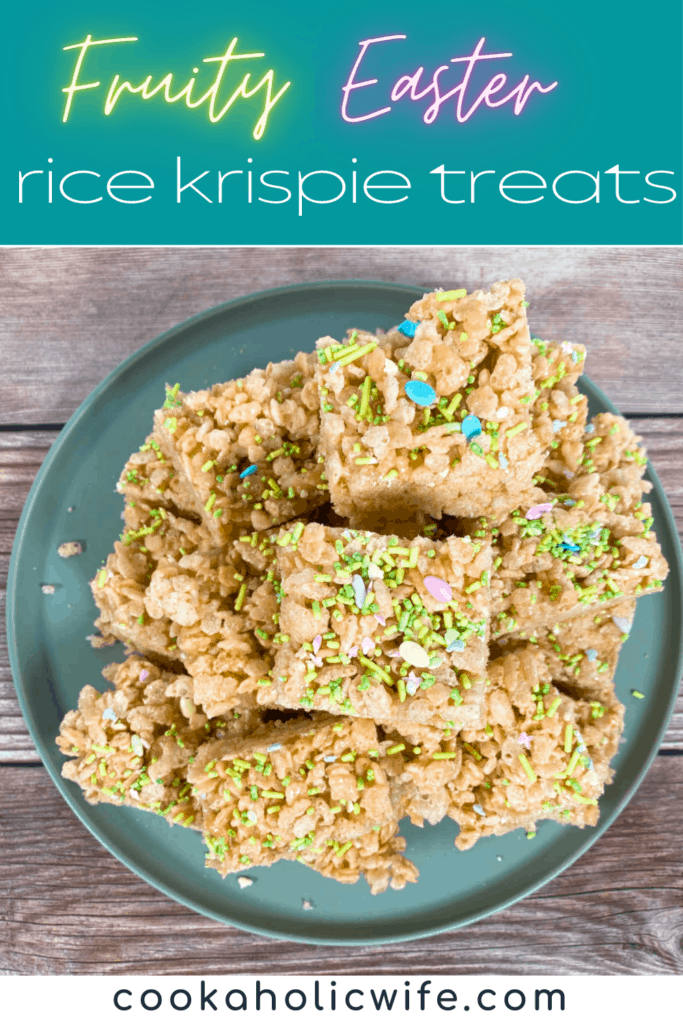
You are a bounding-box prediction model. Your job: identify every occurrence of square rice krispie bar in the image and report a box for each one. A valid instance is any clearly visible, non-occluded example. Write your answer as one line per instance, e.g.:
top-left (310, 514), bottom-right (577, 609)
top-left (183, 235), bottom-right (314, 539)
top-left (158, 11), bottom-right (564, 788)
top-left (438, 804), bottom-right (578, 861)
top-left (316, 280), bottom-right (548, 525)
top-left (57, 656), bottom-right (262, 827)
top-left (91, 500), bottom-right (277, 718)
top-left (400, 635), bottom-right (625, 847)
top-left (495, 598), bottom-right (636, 704)
top-left (260, 522), bottom-right (491, 734)
top-left (189, 715), bottom-right (415, 888)
top-left (153, 355), bottom-right (327, 545)
top-left (486, 498), bottom-right (667, 641)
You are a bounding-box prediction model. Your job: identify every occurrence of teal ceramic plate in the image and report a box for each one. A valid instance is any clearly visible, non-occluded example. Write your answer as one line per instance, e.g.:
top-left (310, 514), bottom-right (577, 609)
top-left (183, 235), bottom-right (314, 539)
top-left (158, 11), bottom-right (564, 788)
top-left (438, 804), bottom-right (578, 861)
top-left (7, 281), bottom-right (683, 945)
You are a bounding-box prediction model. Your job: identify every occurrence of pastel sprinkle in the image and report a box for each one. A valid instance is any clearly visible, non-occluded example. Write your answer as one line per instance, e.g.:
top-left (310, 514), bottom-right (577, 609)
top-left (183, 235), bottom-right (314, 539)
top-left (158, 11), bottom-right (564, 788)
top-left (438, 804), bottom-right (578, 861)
top-left (585, 423), bottom-right (595, 434)
top-left (519, 732), bottom-right (532, 750)
top-left (351, 574), bottom-right (366, 609)
top-left (633, 555), bottom-right (648, 570)
top-left (585, 648), bottom-right (598, 662)
top-left (473, 803), bottom-right (486, 817)
top-left (247, 811), bottom-right (258, 823)
top-left (424, 575), bottom-right (452, 603)
top-left (398, 640), bottom-right (430, 668)
top-left (324, 755), bottom-right (337, 762)
top-left (102, 708), bottom-right (117, 722)
top-left (361, 636), bottom-right (375, 656)
top-left (446, 638), bottom-right (465, 653)
top-left (131, 735), bottom-right (144, 757)
top-left (561, 342), bottom-right (573, 354)
top-left (139, 670), bottom-right (149, 682)
top-left (405, 380), bottom-right (437, 407)
top-left (498, 454), bottom-right (509, 469)
top-left (526, 503), bottom-right (553, 520)
top-left (312, 635), bottom-right (322, 655)
top-left (374, 614), bottom-right (386, 626)
top-left (406, 674), bottom-right (420, 696)
top-left (560, 541), bottom-right (581, 553)
top-left (302, 900), bottom-right (314, 911)
top-left (612, 616), bottom-right (631, 634)
top-left (461, 414), bottom-right (482, 440)
top-left (348, 646), bottom-right (358, 658)
top-left (328, 362), bottom-right (340, 373)
top-left (240, 465), bottom-right (258, 479)
top-left (267, 743), bottom-right (282, 752)
top-left (398, 319), bottom-right (419, 337)
top-left (552, 420), bottom-right (567, 433)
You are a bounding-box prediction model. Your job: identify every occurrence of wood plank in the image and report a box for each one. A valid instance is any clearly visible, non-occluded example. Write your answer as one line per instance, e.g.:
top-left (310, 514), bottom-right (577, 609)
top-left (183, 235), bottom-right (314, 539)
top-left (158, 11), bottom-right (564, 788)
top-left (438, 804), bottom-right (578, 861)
top-left (1, 247), bottom-right (682, 422)
top-left (1, 422), bottom-right (682, 760)
top-left (1, 757), bottom-right (681, 975)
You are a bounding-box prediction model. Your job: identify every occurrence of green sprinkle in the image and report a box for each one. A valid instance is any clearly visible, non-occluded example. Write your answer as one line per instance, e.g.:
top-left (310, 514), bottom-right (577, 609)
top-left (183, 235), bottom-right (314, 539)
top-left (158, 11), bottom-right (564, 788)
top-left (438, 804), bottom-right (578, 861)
top-left (518, 753), bottom-right (537, 783)
top-left (506, 422), bottom-right (528, 439)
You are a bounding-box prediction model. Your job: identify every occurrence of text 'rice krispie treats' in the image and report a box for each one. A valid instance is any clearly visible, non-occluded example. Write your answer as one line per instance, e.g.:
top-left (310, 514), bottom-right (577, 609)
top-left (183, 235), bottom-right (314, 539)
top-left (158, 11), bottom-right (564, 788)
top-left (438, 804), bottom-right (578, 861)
top-left (57, 656), bottom-right (263, 828)
top-left (153, 355), bottom-right (327, 545)
top-left (191, 714), bottom-right (418, 893)
top-left (316, 280), bottom-right (550, 525)
top-left (261, 522), bottom-right (491, 733)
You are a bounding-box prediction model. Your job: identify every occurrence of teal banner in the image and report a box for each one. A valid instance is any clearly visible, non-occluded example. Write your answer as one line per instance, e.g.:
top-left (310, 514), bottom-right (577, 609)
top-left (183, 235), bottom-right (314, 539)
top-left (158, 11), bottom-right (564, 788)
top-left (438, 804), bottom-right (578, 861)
top-left (3, 0), bottom-right (682, 244)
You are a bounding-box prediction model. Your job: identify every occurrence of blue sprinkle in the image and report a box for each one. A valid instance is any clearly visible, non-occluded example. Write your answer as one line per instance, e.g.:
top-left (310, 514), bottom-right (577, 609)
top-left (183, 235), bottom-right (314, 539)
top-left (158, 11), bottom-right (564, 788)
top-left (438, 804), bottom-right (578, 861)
top-left (560, 540), bottom-right (581, 553)
top-left (267, 743), bottom-right (281, 752)
top-left (404, 380), bottom-right (436, 407)
top-left (498, 454), bottom-right (509, 469)
top-left (633, 555), bottom-right (648, 570)
top-left (324, 755), bottom-right (337, 763)
top-left (102, 708), bottom-right (117, 722)
top-left (446, 639), bottom-right (466, 653)
top-left (585, 648), bottom-right (598, 662)
top-left (564, 498), bottom-right (576, 506)
top-left (461, 414), bottom-right (482, 440)
top-left (351, 573), bottom-right (367, 609)
top-left (247, 810), bottom-right (258, 823)
top-left (572, 350), bottom-right (582, 363)
top-left (473, 803), bottom-right (486, 817)
top-left (240, 465), bottom-right (258, 479)
top-left (398, 319), bottom-right (419, 337)
top-left (552, 419), bottom-right (567, 433)
top-left (585, 424), bottom-right (595, 434)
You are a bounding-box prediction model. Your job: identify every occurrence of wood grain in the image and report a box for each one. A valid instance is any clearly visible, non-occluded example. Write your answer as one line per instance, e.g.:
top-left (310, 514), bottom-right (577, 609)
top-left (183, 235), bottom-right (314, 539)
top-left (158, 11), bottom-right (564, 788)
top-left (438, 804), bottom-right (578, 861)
top-left (1, 247), bottom-right (682, 422)
top-left (1, 758), bottom-right (681, 975)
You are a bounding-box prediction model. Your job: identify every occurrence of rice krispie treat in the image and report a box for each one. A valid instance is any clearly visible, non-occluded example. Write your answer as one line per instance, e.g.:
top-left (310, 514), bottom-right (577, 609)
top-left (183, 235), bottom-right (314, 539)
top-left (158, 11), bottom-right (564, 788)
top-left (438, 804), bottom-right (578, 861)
top-left (57, 656), bottom-right (261, 826)
top-left (316, 280), bottom-right (548, 525)
top-left (262, 523), bottom-right (491, 734)
top-left (116, 433), bottom-right (196, 512)
top-left (497, 599), bottom-right (636, 703)
top-left (399, 642), bottom-right (624, 847)
top-left (189, 715), bottom-right (414, 886)
top-left (153, 357), bottom-right (327, 545)
top-left (486, 498), bottom-right (667, 641)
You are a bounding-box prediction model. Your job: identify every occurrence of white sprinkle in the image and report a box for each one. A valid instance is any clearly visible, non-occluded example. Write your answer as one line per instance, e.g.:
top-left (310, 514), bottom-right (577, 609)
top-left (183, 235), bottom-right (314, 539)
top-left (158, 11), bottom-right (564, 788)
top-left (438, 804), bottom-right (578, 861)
top-left (367, 562), bottom-right (383, 580)
top-left (473, 803), bottom-right (486, 817)
top-left (237, 876), bottom-right (253, 889)
top-left (102, 708), bottom-right (117, 722)
top-left (585, 648), bottom-right (598, 662)
top-left (562, 468), bottom-right (574, 479)
top-left (498, 454), bottom-right (509, 469)
top-left (496, 855), bottom-right (503, 862)
top-left (398, 640), bottom-right (430, 669)
top-left (131, 735), bottom-right (144, 757)
top-left (585, 423), bottom-right (595, 434)
top-left (561, 342), bottom-right (573, 354)
top-left (267, 743), bottom-right (281, 752)
top-left (302, 899), bottom-right (314, 911)
top-left (612, 616), bottom-right (631, 634)
top-left (324, 755), bottom-right (337, 762)
top-left (633, 555), bottom-right (648, 570)
top-left (351, 574), bottom-right (366, 609)
top-left (496, 406), bottom-right (510, 420)
top-left (552, 419), bottom-right (567, 433)
top-left (41, 584), bottom-right (56, 595)
top-left (406, 676), bottom-right (419, 696)
top-left (247, 810), bottom-right (257, 823)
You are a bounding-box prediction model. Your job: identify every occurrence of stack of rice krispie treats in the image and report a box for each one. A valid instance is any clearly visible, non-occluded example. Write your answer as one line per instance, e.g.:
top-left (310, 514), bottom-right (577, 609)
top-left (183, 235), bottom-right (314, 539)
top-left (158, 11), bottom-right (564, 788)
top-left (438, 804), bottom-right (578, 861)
top-left (57, 279), bottom-right (668, 894)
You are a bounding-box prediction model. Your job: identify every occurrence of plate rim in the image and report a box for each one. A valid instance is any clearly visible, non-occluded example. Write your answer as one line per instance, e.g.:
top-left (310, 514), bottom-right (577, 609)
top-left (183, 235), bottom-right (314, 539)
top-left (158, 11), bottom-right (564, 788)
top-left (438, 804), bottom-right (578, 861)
top-left (7, 278), bottom-right (683, 946)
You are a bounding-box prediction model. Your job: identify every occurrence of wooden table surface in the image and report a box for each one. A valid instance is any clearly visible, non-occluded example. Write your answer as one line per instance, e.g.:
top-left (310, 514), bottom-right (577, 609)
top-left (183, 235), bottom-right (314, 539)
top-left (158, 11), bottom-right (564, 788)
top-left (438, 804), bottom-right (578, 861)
top-left (1, 247), bottom-right (682, 975)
